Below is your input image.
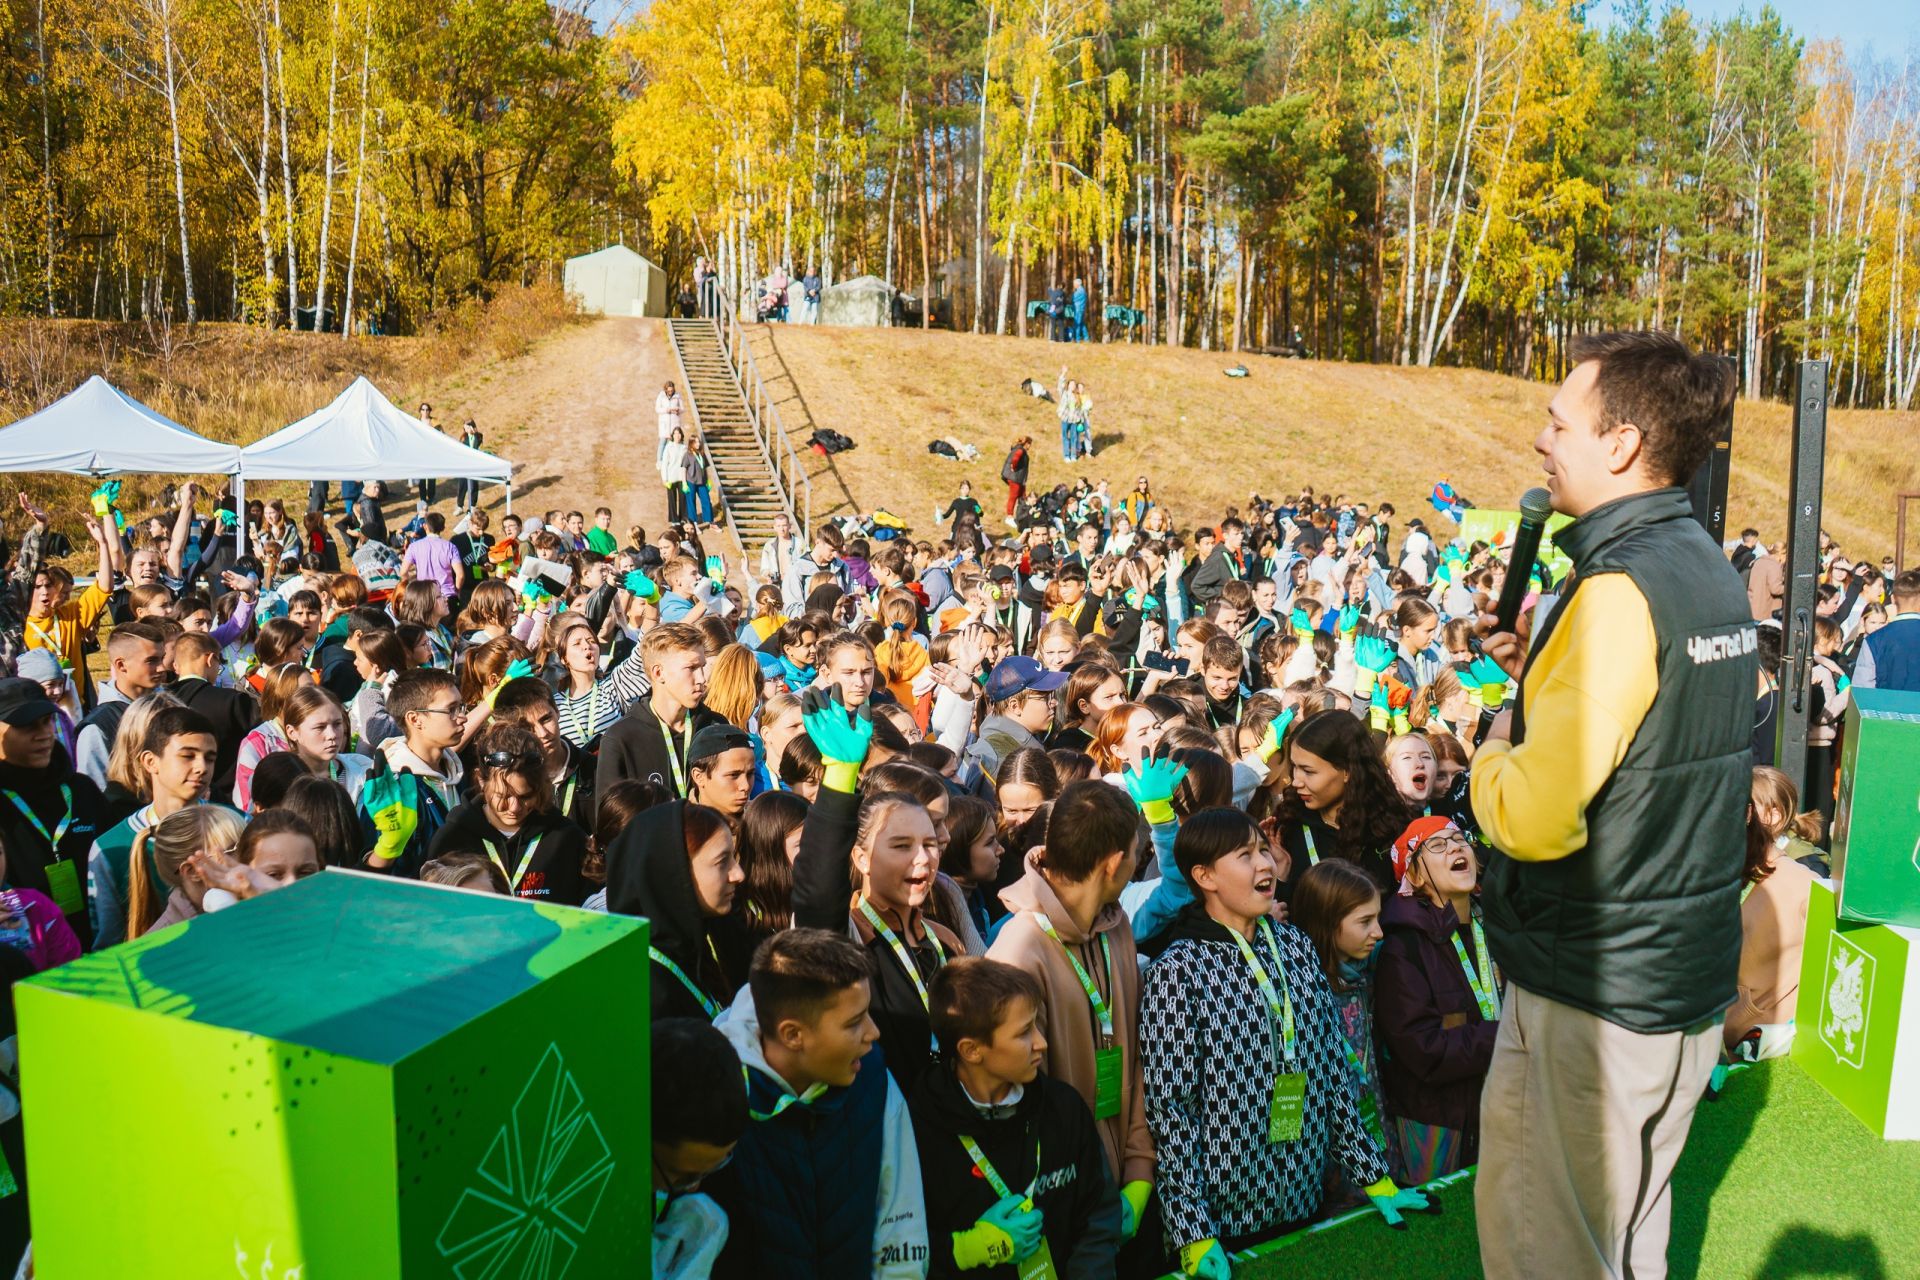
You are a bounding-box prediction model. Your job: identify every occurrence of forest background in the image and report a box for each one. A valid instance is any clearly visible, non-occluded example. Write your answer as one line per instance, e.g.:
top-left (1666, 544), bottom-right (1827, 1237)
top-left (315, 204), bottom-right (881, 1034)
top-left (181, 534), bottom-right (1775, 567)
top-left (2, 0), bottom-right (1919, 410)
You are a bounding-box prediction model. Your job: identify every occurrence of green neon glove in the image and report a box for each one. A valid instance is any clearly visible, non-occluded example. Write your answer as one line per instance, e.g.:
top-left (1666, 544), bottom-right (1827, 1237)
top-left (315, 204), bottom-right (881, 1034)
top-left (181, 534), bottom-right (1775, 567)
top-left (362, 774), bottom-right (418, 865)
top-left (1119, 1180), bottom-right (1153, 1242)
top-left (1368, 681), bottom-right (1391, 733)
top-left (705, 554), bottom-right (726, 588)
top-left (504, 658), bottom-right (536, 682)
top-left (1835, 673), bottom-right (1851, 696)
top-left (1181, 1238), bottom-right (1231, 1279)
top-left (959, 1194), bottom-right (1044, 1262)
top-left (1466, 654), bottom-right (1509, 709)
top-left (1256, 708), bottom-right (1296, 763)
top-left (623, 569), bottom-right (659, 602)
top-left (1123, 757), bottom-right (1189, 826)
top-left (1338, 603), bottom-right (1361, 635)
top-left (1434, 561), bottom-right (1454, 586)
top-left (1353, 634), bottom-right (1394, 700)
top-left (952, 1219), bottom-right (1014, 1270)
top-left (800, 684), bottom-right (874, 793)
top-left (1365, 1177), bottom-right (1439, 1229)
top-left (1289, 606), bottom-right (1312, 640)
top-left (89, 483), bottom-right (115, 519)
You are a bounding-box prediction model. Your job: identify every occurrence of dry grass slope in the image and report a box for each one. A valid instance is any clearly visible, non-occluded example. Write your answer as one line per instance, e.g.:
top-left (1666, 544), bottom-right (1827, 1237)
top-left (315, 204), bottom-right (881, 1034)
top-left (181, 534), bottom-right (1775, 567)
top-left (752, 324), bottom-right (1917, 557)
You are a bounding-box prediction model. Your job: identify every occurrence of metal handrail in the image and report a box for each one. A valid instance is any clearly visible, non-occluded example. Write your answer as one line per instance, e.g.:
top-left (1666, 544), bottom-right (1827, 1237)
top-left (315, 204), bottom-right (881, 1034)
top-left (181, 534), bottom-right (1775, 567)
top-left (703, 282), bottom-right (812, 536)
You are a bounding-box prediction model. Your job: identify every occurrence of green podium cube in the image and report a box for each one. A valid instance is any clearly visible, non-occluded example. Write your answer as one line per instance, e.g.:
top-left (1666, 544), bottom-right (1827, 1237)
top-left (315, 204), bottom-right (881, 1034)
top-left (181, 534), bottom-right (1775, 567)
top-left (16, 871), bottom-right (650, 1278)
top-left (1792, 880), bottom-right (1920, 1140)
top-left (1831, 689), bottom-right (1920, 929)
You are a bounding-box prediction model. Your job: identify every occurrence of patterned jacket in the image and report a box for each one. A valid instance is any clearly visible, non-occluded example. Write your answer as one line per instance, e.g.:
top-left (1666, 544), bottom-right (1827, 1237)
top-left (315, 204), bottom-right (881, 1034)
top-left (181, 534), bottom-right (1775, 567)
top-left (1140, 907), bottom-right (1389, 1251)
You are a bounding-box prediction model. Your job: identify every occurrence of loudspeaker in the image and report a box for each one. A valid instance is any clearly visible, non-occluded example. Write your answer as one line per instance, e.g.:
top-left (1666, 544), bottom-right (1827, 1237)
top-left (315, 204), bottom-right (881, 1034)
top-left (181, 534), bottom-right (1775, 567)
top-left (1687, 356), bottom-right (1737, 543)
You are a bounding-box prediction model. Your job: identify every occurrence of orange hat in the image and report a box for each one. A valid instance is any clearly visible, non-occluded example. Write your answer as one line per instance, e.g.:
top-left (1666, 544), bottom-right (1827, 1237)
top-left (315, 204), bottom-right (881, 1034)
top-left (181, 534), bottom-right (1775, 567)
top-left (1391, 815), bottom-right (1459, 886)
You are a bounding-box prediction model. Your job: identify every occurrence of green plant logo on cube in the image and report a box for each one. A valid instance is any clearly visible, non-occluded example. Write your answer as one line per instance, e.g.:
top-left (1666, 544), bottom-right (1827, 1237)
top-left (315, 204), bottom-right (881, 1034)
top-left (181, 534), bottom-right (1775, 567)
top-left (16, 872), bottom-right (650, 1278)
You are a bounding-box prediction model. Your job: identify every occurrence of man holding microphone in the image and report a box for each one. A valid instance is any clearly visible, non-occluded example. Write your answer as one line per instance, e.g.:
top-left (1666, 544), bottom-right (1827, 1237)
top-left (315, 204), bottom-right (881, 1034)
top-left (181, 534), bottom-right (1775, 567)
top-left (1471, 332), bottom-right (1757, 1279)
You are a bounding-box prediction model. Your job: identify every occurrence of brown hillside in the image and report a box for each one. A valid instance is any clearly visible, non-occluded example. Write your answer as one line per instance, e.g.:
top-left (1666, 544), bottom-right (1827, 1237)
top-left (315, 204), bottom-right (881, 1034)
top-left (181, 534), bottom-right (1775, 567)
top-left (750, 323), bottom-right (1916, 560)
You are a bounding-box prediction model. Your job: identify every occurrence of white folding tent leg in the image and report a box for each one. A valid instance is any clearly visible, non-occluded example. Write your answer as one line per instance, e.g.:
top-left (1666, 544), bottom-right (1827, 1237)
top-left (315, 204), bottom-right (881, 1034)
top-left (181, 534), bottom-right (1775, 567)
top-left (233, 473), bottom-right (246, 554)
top-left (504, 479), bottom-right (512, 517)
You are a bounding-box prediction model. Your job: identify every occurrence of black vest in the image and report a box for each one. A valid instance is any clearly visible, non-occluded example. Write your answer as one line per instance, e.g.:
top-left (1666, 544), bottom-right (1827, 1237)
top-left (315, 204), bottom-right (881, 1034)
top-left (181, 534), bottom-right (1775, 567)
top-left (1484, 488), bottom-right (1757, 1033)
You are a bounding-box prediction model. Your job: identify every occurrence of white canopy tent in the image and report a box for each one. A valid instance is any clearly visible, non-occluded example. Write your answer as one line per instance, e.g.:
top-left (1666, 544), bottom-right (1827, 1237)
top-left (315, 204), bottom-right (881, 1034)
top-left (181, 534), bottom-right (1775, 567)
top-left (0, 375), bottom-right (243, 476)
top-left (238, 377), bottom-right (515, 550)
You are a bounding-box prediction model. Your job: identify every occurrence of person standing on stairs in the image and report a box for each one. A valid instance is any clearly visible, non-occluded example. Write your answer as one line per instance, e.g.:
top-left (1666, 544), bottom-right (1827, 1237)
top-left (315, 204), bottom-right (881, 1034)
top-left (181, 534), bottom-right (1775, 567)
top-left (656, 381), bottom-right (683, 465)
top-left (686, 436), bottom-right (715, 529)
top-left (414, 402), bottom-right (440, 505)
top-left (660, 427), bottom-right (689, 525)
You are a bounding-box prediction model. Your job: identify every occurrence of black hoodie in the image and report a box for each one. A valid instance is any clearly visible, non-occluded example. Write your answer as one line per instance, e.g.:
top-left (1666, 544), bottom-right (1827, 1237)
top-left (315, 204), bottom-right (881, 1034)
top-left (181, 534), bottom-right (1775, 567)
top-left (0, 745), bottom-right (106, 947)
top-left (605, 800), bottom-right (750, 1021)
top-left (909, 1061), bottom-right (1122, 1280)
top-left (427, 800), bottom-right (589, 907)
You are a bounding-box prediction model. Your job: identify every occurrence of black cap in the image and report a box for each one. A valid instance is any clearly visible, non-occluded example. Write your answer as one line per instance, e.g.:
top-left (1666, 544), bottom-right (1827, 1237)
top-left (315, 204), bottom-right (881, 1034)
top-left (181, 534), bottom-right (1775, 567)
top-left (0, 677), bottom-right (58, 727)
top-left (1030, 544), bottom-right (1056, 566)
top-left (988, 564), bottom-right (1016, 583)
top-left (687, 723), bottom-right (753, 767)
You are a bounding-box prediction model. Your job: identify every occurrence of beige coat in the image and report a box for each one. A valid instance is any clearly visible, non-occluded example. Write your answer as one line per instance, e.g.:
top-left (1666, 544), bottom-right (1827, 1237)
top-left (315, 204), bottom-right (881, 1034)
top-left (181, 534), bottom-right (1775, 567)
top-left (1726, 851), bottom-right (1818, 1049)
top-left (987, 853), bottom-right (1156, 1186)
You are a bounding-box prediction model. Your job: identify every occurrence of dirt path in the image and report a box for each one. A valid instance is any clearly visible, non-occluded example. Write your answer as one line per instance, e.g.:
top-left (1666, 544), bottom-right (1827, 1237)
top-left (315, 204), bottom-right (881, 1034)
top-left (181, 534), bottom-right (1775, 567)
top-left (428, 316), bottom-right (674, 539)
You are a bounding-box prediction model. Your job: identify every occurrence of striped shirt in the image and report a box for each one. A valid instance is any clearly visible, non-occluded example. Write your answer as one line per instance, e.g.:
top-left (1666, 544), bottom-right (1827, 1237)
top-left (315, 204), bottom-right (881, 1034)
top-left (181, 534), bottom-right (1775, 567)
top-left (553, 644), bottom-right (651, 748)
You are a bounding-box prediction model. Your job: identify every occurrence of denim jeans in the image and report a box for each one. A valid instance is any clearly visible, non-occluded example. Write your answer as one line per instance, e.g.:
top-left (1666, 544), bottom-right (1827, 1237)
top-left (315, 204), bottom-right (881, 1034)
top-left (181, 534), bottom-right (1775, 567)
top-left (1060, 421), bottom-right (1076, 461)
top-left (689, 483), bottom-right (714, 525)
top-left (340, 481), bottom-right (364, 508)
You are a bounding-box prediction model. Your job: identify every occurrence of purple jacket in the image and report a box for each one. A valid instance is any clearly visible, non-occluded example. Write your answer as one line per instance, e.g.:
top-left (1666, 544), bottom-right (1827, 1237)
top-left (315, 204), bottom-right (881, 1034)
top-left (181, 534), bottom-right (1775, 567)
top-left (1374, 893), bottom-right (1497, 1136)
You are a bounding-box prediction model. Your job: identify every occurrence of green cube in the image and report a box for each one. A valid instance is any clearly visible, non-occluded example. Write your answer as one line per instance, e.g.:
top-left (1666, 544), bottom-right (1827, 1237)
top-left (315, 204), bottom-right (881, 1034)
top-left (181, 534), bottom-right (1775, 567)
top-left (1792, 880), bottom-right (1920, 1139)
top-left (16, 872), bottom-right (650, 1278)
top-left (1831, 689), bottom-right (1920, 929)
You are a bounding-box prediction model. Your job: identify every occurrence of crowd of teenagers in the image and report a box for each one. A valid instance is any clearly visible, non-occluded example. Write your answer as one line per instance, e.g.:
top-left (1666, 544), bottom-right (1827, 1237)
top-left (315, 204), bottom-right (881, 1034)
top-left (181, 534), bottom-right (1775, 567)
top-left (0, 429), bottom-right (1910, 1280)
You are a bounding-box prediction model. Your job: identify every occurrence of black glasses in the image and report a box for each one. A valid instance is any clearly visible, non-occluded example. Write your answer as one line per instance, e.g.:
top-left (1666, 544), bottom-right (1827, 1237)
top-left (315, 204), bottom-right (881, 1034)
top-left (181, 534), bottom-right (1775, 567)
top-left (417, 704), bottom-right (468, 720)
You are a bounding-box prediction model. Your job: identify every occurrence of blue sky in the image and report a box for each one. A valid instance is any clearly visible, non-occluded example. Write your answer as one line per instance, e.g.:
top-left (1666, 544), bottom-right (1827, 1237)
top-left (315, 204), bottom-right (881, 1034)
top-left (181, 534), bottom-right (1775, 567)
top-left (1627, 0), bottom-right (1920, 60)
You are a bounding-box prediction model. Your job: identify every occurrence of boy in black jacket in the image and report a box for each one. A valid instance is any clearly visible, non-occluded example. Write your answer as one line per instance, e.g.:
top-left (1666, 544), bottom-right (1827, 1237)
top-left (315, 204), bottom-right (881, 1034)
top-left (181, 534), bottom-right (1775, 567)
top-left (595, 622), bottom-right (721, 798)
top-left (912, 956), bottom-right (1122, 1279)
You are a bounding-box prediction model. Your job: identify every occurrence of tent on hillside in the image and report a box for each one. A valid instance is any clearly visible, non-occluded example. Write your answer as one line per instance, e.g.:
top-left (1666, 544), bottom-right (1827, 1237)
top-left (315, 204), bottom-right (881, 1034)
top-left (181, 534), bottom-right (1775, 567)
top-left (818, 275), bottom-right (896, 328)
top-left (564, 244), bottom-right (668, 318)
top-left (238, 376), bottom-right (514, 515)
top-left (0, 375), bottom-right (242, 477)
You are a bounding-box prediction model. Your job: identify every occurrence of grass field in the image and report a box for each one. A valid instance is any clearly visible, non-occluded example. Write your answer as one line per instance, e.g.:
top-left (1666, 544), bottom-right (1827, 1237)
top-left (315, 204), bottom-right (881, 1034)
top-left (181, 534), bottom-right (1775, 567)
top-left (752, 323), bottom-right (1918, 560)
top-left (1202, 1057), bottom-right (1918, 1280)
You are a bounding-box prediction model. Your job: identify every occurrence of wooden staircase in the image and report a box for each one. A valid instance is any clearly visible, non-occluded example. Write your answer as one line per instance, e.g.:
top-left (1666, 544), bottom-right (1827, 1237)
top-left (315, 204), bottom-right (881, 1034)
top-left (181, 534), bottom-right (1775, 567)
top-left (668, 318), bottom-right (786, 573)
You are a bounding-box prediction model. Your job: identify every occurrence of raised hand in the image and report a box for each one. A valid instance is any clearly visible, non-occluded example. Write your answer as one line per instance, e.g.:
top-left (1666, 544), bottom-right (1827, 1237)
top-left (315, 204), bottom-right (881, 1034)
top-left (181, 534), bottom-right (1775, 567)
top-left (1123, 756), bottom-right (1189, 825)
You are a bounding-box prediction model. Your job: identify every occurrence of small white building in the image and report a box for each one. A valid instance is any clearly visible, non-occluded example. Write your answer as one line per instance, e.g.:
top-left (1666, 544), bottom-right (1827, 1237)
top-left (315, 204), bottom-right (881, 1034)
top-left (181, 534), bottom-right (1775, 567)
top-left (563, 244), bottom-right (668, 318)
top-left (819, 274), bottom-right (896, 327)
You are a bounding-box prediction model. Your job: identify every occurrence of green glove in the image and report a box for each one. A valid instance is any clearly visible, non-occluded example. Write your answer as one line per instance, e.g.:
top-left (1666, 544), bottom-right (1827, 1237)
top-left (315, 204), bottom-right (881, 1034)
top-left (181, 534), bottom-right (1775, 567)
top-left (1835, 673), bottom-right (1851, 696)
top-left (958, 1194), bottom-right (1043, 1264)
top-left (520, 580), bottom-right (552, 609)
top-left (1365, 1177), bottom-right (1440, 1229)
top-left (1123, 757), bottom-right (1189, 826)
top-left (1289, 606), bottom-right (1312, 639)
top-left (951, 1219), bottom-right (1015, 1270)
top-left (1466, 654), bottom-right (1508, 709)
top-left (1352, 634), bottom-right (1394, 700)
top-left (705, 554), bottom-right (726, 588)
top-left (89, 482), bottom-right (116, 520)
top-left (1338, 603), bottom-right (1361, 635)
top-left (504, 658), bottom-right (536, 682)
top-left (1368, 681), bottom-right (1390, 733)
top-left (623, 569), bottom-right (659, 602)
top-left (1256, 708), bottom-right (1296, 763)
top-left (1434, 561), bottom-right (1454, 586)
top-left (1119, 1180), bottom-right (1152, 1242)
top-left (1181, 1238), bottom-right (1231, 1279)
top-left (362, 774), bottom-right (418, 864)
top-left (800, 684), bottom-right (874, 793)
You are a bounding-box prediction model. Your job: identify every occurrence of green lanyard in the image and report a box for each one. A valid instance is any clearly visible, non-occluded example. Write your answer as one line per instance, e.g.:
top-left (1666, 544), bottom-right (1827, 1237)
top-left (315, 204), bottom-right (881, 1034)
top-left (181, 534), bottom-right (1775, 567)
top-left (743, 1063), bottom-right (828, 1121)
top-left (1232, 917), bottom-right (1296, 1062)
top-left (481, 833), bottom-right (542, 893)
top-left (658, 713), bottom-right (692, 796)
top-left (958, 1134), bottom-right (1041, 1201)
top-left (4, 786), bottom-right (72, 849)
top-left (651, 946), bottom-right (721, 1020)
top-left (1740, 880), bottom-right (1758, 905)
top-left (1032, 912), bottom-right (1114, 1043)
top-left (1302, 828), bottom-right (1320, 866)
top-left (858, 897), bottom-right (946, 1011)
top-left (1452, 917), bottom-right (1500, 1021)
top-left (1336, 1033), bottom-right (1388, 1147)
top-left (554, 772), bottom-right (577, 818)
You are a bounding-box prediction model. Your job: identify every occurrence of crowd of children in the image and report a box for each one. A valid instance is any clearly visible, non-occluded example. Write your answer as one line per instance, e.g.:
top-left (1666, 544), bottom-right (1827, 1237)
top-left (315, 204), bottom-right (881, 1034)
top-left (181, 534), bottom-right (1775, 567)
top-left (0, 450), bottom-right (1900, 1279)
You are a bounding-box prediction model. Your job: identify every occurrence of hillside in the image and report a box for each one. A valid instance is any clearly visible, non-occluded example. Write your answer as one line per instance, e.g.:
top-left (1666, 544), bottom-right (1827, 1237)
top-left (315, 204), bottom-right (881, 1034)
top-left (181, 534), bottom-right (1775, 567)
top-left (749, 323), bottom-right (1915, 558)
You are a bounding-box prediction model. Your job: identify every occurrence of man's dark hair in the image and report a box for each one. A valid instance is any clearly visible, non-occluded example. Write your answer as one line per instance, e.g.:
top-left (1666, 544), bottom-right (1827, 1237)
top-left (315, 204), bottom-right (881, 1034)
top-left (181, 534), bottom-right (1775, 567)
top-left (1568, 331), bottom-right (1736, 487)
top-left (424, 512), bottom-right (445, 535)
top-left (750, 928), bottom-right (873, 1029)
top-left (389, 667), bottom-right (460, 721)
top-left (652, 1019), bottom-right (747, 1148)
top-left (1741, 528), bottom-right (1760, 540)
top-left (1041, 779), bottom-right (1140, 881)
top-left (1220, 517), bottom-right (1245, 535)
top-left (346, 605), bottom-right (391, 634)
top-left (491, 677), bottom-right (557, 722)
top-left (140, 706), bottom-right (217, 756)
top-left (1893, 570), bottom-right (1920, 602)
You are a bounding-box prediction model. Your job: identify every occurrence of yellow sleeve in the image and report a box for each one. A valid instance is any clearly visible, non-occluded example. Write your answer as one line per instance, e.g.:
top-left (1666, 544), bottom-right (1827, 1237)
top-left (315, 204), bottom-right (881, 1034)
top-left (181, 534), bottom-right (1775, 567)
top-left (1470, 574), bottom-right (1660, 863)
top-left (75, 579), bottom-right (112, 628)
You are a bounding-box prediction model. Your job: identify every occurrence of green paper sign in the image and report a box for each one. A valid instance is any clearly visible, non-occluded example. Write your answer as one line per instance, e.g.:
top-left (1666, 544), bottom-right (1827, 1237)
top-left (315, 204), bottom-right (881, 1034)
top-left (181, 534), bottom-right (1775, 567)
top-left (18, 872), bottom-right (650, 1278)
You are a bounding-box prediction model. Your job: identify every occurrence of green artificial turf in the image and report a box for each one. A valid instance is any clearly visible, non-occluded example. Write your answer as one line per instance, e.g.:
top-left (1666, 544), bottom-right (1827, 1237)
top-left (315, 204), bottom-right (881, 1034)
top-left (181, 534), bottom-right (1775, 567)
top-left (1197, 1058), bottom-right (1920, 1279)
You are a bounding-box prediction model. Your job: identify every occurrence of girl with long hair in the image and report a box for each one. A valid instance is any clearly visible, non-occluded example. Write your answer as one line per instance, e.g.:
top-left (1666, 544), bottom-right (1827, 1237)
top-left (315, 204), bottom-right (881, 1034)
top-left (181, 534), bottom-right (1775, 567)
top-left (1088, 701), bottom-right (1157, 778)
top-left (457, 578), bottom-right (519, 648)
top-left (872, 590), bottom-right (929, 718)
top-left (124, 806), bottom-right (248, 940)
top-left (735, 789), bottom-right (809, 942)
top-left (1727, 767), bottom-right (1823, 1052)
top-left (394, 580), bottom-right (456, 670)
top-left (232, 664), bottom-right (310, 811)
top-left (279, 685), bottom-right (375, 804)
top-left (1277, 710), bottom-right (1412, 896)
top-left (347, 627), bottom-right (412, 752)
top-left (546, 612), bottom-right (649, 749)
top-left (704, 643), bottom-right (764, 731)
top-left (1050, 662), bottom-right (1126, 754)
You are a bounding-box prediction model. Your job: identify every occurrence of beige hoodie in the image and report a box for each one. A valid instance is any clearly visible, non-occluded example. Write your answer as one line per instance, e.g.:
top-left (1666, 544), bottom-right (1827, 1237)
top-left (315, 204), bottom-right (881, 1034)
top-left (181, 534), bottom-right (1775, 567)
top-left (987, 851), bottom-right (1156, 1186)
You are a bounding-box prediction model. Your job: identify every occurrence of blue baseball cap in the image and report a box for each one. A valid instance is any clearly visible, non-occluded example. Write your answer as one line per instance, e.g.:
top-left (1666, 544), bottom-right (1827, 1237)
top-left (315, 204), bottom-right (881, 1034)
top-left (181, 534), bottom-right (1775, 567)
top-left (986, 655), bottom-right (1067, 703)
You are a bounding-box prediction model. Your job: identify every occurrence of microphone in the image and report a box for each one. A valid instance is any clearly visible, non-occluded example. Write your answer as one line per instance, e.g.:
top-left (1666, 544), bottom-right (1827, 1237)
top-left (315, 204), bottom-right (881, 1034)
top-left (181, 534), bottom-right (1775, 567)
top-left (1492, 487), bottom-right (1553, 636)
